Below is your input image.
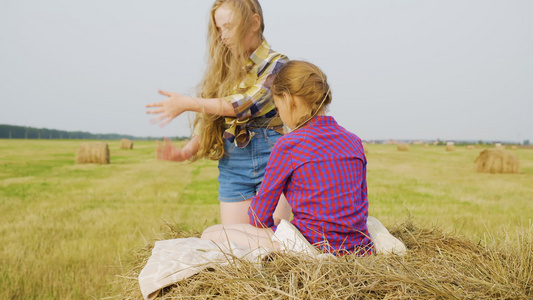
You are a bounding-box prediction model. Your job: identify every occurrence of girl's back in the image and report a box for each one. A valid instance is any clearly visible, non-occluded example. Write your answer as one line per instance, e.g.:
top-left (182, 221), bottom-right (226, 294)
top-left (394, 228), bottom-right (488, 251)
top-left (271, 115), bottom-right (371, 254)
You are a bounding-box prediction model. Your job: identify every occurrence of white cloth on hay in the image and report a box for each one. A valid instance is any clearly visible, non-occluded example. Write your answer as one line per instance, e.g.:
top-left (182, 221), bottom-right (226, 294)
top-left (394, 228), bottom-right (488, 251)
top-left (138, 217), bottom-right (406, 300)
top-left (274, 218), bottom-right (406, 256)
top-left (366, 216), bottom-right (407, 256)
top-left (138, 237), bottom-right (269, 300)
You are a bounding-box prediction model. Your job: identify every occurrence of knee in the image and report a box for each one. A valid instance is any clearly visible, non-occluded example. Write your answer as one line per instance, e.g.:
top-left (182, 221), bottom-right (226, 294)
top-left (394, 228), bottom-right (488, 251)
top-left (201, 224), bottom-right (223, 240)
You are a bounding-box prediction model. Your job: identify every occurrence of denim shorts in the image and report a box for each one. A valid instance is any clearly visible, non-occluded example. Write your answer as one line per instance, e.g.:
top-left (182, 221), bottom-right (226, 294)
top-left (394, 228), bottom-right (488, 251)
top-left (218, 128), bottom-right (282, 202)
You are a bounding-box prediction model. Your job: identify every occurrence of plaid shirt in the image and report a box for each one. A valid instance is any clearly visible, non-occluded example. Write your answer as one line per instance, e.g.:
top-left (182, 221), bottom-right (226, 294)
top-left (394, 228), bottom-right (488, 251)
top-left (222, 40), bottom-right (288, 147)
top-left (223, 40), bottom-right (288, 119)
top-left (249, 116), bottom-right (373, 255)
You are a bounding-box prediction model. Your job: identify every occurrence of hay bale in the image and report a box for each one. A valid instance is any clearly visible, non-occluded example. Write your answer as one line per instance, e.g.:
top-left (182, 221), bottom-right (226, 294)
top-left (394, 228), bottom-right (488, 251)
top-left (466, 145), bottom-right (475, 150)
top-left (120, 220), bottom-right (533, 299)
top-left (120, 138), bottom-right (134, 150)
top-left (75, 142), bottom-right (110, 164)
top-left (475, 149), bottom-right (520, 174)
top-left (511, 145), bottom-right (518, 150)
top-left (445, 144), bottom-right (455, 152)
top-left (423, 144), bottom-right (429, 148)
top-left (397, 144), bottom-right (409, 151)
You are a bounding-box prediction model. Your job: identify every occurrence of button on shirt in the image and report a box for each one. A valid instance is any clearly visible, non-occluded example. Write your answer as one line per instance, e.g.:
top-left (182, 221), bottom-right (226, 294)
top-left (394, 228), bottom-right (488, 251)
top-left (248, 116), bottom-right (373, 254)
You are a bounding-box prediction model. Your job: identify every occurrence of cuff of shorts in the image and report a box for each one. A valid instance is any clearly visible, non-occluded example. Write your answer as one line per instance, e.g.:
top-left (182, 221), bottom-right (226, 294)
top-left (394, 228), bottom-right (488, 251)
top-left (218, 194), bottom-right (256, 203)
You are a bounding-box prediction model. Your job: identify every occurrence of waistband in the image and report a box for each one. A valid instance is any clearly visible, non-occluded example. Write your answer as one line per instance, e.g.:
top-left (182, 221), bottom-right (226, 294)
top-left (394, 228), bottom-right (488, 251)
top-left (223, 116), bottom-right (283, 129)
top-left (223, 116), bottom-right (284, 148)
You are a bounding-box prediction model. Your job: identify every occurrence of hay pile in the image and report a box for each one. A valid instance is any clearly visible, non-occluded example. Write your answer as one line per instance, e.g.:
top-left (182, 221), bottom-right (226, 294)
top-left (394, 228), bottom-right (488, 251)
top-left (120, 139), bottom-right (134, 150)
top-left (397, 144), bottom-right (409, 151)
top-left (120, 221), bottom-right (532, 299)
top-left (475, 149), bottom-right (520, 174)
top-left (75, 142), bottom-right (109, 164)
top-left (445, 145), bottom-right (455, 152)
top-left (466, 145), bottom-right (475, 150)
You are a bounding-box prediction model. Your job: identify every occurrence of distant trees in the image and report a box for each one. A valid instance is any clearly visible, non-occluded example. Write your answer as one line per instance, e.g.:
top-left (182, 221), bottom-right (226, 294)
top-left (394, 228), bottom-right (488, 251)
top-left (0, 124), bottom-right (152, 140)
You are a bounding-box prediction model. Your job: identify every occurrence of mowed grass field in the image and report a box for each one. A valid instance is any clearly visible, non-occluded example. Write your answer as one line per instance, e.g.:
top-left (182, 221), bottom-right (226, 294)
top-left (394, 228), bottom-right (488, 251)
top-left (0, 139), bottom-right (532, 299)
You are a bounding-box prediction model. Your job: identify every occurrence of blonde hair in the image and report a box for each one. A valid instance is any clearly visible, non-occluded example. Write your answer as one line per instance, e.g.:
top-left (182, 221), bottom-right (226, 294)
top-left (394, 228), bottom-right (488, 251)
top-left (192, 0), bottom-right (265, 161)
top-left (272, 60), bottom-right (332, 130)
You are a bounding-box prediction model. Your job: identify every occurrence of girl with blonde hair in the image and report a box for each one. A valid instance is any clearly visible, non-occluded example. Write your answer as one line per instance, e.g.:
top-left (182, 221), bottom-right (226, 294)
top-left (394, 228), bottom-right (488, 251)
top-left (202, 60), bottom-right (374, 256)
top-left (146, 0), bottom-right (290, 224)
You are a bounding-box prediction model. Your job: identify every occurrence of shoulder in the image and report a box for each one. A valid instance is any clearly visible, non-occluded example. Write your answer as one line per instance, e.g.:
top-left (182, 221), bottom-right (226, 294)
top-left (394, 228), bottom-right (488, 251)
top-left (272, 132), bottom-right (303, 152)
top-left (337, 128), bottom-right (366, 159)
top-left (267, 50), bottom-right (289, 64)
top-left (326, 118), bottom-right (362, 144)
top-left (264, 42), bottom-right (289, 63)
top-left (259, 54), bottom-right (287, 75)
top-left (343, 128), bottom-right (362, 144)
top-left (312, 117), bottom-right (366, 158)
top-left (258, 46), bottom-right (289, 75)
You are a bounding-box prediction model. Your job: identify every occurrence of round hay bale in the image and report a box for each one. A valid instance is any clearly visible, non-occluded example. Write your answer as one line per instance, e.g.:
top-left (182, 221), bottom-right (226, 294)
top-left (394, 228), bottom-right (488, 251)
top-left (76, 142), bottom-right (110, 164)
top-left (475, 149), bottom-right (520, 174)
top-left (445, 145), bottom-right (455, 152)
top-left (120, 139), bottom-right (134, 150)
top-left (466, 145), bottom-right (475, 150)
top-left (397, 144), bottom-right (409, 151)
top-left (511, 145), bottom-right (518, 150)
top-left (423, 144), bottom-right (429, 148)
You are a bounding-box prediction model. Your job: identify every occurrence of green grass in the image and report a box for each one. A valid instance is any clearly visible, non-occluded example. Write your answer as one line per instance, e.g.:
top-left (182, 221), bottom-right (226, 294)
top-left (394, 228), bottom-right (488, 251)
top-left (0, 140), bottom-right (531, 299)
top-left (0, 139), bottom-right (220, 299)
top-left (366, 144), bottom-right (533, 239)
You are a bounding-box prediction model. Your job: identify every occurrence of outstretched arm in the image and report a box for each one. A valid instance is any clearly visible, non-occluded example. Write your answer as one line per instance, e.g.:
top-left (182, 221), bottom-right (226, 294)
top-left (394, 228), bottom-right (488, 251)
top-left (146, 90), bottom-right (236, 127)
top-left (146, 53), bottom-right (287, 126)
top-left (156, 135), bottom-right (200, 162)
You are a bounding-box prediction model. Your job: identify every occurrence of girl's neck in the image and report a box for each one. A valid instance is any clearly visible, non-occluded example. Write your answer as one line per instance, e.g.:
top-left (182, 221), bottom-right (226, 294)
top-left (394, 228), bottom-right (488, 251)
top-left (246, 36), bottom-right (263, 56)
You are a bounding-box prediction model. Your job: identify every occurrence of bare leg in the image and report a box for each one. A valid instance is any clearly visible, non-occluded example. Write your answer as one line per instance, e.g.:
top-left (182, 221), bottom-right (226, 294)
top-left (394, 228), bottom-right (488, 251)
top-left (201, 223), bottom-right (276, 250)
top-left (220, 194), bottom-right (291, 225)
top-left (220, 200), bottom-right (252, 224)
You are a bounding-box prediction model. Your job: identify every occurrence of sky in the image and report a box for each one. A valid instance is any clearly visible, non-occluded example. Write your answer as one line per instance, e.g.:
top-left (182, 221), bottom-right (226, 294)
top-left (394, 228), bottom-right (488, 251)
top-left (1, 0), bottom-right (532, 142)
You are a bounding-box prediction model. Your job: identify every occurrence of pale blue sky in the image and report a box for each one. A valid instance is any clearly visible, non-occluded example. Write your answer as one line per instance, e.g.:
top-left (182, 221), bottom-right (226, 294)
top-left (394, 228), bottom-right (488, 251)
top-left (1, 0), bottom-right (532, 142)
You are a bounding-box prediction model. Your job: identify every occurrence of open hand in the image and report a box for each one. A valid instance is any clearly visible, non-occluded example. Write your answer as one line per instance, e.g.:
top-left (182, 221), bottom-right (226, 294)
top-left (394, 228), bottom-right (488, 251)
top-left (146, 90), bottom-right (192, 127)
top-left (155, 136), bottom-right (200, 162)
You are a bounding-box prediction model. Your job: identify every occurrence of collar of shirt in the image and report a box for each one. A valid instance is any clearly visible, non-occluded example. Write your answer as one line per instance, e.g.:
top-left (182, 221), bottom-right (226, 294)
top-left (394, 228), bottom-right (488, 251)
top-left (297, 116), bottom-right (337, 130)
top-left (249, 39), bottom-right (271, 66)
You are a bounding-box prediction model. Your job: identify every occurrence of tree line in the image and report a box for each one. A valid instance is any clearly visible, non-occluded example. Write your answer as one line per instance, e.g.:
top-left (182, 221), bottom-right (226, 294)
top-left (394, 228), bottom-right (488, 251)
top-left (0, 124), bottom-right (149, 140)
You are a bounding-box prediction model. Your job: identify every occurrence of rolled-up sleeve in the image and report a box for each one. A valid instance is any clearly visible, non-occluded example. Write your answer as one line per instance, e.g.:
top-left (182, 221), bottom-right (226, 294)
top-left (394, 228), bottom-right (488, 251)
top-left (223, 54), bottom-right (288, 120)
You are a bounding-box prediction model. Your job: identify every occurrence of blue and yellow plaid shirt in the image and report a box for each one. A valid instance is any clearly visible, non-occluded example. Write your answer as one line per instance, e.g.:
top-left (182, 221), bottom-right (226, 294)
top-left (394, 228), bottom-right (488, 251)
top-left (222, 40), bottom-right (288, 147)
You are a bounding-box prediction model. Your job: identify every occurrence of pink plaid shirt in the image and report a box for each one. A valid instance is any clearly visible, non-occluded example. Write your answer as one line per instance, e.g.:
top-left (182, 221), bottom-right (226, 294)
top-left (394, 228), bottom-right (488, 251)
top-left (249, 116), bottom-right (373, 255)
